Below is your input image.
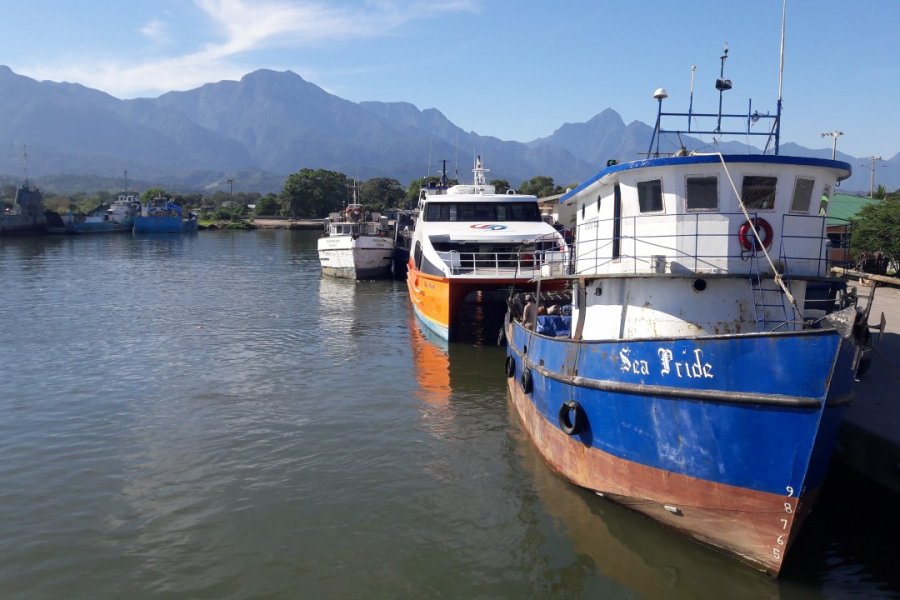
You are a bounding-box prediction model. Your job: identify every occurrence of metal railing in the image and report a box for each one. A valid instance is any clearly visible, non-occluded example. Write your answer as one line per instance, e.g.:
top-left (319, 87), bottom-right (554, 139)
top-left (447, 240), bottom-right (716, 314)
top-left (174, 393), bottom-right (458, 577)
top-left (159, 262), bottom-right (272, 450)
top-left (567, 211), bottom-right (834, 279)
top-left (435, 250), bottom-right (540, 277)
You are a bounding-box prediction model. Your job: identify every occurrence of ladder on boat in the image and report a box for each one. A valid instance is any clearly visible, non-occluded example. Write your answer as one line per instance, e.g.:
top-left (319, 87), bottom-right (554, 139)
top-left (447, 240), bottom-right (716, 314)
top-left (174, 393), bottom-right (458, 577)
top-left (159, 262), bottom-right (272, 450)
top-left (749, 251), bottom-right (791, 332)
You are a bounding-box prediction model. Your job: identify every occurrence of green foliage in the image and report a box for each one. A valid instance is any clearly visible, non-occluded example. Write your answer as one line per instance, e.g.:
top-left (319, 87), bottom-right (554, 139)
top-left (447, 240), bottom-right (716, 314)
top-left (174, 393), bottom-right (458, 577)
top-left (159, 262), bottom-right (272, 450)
top-left (490, 179), bottom-right (511, 194)
top-left (404, 176), bottom-right (458, 207)
top-left (517, 176), bottom-right (564, 198)
top-left (359, 177), bottom-right (405, 212)
top-left (280, 169), bottom-right (348, 218)
top-left (404, 179), bottom-right (424, 207)
top-left (254, 193), bottom-right (282, 216)
top-left (141, 188), bottom-right (167, 203)
top-left (850, 198), bottom-right (900, 264)
top-left (178, 192), bottom-right (204, 208)
top-left (213, 204), bottom-right (247, 222)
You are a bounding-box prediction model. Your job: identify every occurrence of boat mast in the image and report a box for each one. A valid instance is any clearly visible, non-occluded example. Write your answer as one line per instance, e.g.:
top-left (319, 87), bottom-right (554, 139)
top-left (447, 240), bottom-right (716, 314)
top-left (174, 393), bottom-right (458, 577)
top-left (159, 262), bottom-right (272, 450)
top-left (22, 145), bottom-right (29, 187)
top-left (775, 0), bottom-right (787, 155)
top-left (715, 43), bottom-right (732, 133)
top-left (473, 155), bottom-right (489, 192)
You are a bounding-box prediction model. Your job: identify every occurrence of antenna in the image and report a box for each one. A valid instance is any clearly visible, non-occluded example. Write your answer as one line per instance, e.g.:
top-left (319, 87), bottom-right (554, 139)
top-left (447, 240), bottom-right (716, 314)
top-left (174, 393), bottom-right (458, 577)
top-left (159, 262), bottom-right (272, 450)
top-left (715, 43), bottom-right (732, 133)
top-left (688, 65), bottom-right (696, 129)
top-left (775, 0), bottom-right (787, 154)
top-left (22, 145), bottom-right (29, 186)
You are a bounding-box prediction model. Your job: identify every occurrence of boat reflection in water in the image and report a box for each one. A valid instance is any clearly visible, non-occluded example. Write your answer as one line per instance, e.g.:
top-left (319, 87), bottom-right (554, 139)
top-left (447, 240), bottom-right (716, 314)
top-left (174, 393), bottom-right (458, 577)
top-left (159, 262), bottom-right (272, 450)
top-left (408, 314), bottom-right (452, 408)
top-left (508, 412), bottom-right (781, 598)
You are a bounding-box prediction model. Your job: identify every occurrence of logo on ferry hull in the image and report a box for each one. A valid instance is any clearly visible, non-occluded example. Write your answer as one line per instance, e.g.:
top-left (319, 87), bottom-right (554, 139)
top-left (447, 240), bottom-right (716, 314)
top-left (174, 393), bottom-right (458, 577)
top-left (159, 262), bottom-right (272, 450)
top-left (470, 224), bottom-right (507, 231)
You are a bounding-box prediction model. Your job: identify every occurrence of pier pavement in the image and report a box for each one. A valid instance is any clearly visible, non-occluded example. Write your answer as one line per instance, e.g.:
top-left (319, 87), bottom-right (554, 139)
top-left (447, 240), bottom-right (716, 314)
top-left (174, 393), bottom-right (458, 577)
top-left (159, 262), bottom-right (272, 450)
top-left (837, 283), bottom-right (900, 495)
top-left (252, 218), bottom-right (323, 230)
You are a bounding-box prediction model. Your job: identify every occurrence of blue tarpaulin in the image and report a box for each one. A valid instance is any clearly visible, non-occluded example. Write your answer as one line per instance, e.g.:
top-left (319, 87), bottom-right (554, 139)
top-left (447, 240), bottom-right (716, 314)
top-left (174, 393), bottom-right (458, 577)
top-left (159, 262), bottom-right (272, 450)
top-left (537, 315), bottom-right (571, 337)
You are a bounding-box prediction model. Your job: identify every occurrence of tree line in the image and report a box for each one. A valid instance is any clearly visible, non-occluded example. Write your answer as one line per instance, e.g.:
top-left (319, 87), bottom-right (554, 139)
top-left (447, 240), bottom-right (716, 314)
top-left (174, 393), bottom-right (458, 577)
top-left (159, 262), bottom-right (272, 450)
top-left (2, 171), bottom-right (572, 220)
top-left (6, 170), bottom-right (894, 271)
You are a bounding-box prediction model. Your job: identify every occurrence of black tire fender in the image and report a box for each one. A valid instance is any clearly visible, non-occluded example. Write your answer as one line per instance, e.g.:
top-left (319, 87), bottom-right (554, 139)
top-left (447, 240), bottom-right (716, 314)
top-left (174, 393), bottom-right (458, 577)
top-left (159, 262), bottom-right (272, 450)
top-left (521, 368), bottom-right (533, 394)
top-left (558, 400), bottom-right (582, 435)
top-left (505, 355), bottom-right (516, 378)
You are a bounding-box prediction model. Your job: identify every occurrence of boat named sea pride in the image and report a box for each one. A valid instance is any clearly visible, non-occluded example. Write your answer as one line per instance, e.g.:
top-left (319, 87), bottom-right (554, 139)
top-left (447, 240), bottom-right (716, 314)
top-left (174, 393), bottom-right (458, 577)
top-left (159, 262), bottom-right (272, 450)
top-left (406, 156), bottom-right (567, 340)
top-left (503, 45), bottom-right (882, 575)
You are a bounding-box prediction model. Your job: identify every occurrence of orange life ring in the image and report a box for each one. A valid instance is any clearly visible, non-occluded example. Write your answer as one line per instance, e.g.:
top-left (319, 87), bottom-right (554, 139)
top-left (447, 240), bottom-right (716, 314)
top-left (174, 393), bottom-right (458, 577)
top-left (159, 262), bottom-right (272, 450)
top-left (738, 217), bottom-right (774, 251)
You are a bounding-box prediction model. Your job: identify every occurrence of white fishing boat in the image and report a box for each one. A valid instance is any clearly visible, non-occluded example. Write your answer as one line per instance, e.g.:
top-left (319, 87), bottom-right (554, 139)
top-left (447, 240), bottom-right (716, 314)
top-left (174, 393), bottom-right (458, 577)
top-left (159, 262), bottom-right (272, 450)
top-left (317, 201), bottom-right (394, 280)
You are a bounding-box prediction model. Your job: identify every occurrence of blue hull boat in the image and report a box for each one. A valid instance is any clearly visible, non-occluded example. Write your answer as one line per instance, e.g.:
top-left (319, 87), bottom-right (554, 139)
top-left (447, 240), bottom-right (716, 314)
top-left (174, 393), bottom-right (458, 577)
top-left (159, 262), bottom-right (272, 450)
top-left (503, 43), bottom-right (880, 575)
top-left (133, 215), bottom-right (198, 233)
top-left (133, 195), bottom-right (198, 233)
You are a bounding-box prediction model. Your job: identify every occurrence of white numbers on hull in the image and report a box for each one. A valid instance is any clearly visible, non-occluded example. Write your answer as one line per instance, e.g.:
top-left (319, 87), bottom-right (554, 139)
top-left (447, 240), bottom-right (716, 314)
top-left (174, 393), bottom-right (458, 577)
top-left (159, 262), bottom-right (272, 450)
top-left (773, 486), bottom-right (795, 561)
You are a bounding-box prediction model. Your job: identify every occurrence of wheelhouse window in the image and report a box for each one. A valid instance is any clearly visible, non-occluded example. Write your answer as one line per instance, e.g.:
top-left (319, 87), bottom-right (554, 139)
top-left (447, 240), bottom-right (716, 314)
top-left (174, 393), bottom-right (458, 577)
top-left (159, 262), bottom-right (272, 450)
top-left (423, 201), bottom-right (541, 222)
top-left (637, 179), bottom-right (663, 213)
top-left (685, 176), bottom-right (718, 210)
top-left (741, 176), bottom-right (777, 210)
top-left (790, 177), bottom-right (815, 213)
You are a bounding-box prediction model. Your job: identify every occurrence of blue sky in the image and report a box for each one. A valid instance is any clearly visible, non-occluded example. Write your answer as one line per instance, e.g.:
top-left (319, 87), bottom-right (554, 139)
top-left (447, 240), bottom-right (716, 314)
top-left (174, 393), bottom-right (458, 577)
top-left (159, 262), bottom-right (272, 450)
top-left (2, 0), bottom-right (897, 159)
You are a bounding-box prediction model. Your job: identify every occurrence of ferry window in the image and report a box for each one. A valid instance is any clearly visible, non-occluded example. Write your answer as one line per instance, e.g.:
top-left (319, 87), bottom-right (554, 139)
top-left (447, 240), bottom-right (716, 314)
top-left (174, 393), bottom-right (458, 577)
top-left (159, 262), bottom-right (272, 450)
top-left (741, 176), bottom-right (777, 210)
top-left (686, 176), bottom-right (718, 210)
top-left (581, 203), bottom-right (585, 219)
top-left (423, 202), bottom-right (541, 222)
top-left (637, 179), bottom-right (663, 213)
top-left (790, 177), bottom-right (815, 213)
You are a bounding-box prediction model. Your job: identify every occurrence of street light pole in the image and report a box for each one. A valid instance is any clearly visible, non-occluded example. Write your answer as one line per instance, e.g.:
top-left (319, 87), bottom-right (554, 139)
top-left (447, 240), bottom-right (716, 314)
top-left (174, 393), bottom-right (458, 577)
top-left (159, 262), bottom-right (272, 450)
top-left (859, 156), bottom-right (883, 198)
top-left (820, 130), bottom-right (843, 160)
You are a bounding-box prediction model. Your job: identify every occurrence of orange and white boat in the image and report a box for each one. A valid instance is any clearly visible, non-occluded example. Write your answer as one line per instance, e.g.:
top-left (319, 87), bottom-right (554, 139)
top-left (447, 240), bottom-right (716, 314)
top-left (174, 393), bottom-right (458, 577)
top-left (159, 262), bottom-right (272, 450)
top-left (406, 156), bottom-right (567, 340)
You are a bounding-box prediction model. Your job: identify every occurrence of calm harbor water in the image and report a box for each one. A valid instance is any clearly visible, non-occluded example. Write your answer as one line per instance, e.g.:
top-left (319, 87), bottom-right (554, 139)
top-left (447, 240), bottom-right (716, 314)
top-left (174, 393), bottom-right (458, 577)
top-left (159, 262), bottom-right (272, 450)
top-left (0, 230), bottom-right (897, 599)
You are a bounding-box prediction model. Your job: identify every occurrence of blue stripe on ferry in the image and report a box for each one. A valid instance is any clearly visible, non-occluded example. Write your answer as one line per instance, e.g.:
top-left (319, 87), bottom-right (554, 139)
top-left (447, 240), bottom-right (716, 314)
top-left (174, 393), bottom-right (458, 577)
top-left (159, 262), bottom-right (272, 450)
top-left (510, 326), bottom-right (850, 495)
top-left (411, 303), bottom-right (449, 340)
top-left (560, 154), bottom-right (853, 203)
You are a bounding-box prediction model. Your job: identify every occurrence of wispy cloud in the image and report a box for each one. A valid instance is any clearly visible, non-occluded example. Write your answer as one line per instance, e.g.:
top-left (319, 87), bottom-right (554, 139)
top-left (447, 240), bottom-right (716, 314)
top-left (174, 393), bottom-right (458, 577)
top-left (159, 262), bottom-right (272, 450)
top-left (22, 0), bottom-right (478, 97)
top-left (139, 18), bottom-right (172, 45)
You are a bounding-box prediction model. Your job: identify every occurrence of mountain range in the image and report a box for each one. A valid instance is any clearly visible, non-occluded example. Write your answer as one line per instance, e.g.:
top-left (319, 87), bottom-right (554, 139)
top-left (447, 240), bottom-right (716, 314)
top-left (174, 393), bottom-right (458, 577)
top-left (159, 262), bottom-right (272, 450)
top-left (1, 65), bottom-right (896, 195)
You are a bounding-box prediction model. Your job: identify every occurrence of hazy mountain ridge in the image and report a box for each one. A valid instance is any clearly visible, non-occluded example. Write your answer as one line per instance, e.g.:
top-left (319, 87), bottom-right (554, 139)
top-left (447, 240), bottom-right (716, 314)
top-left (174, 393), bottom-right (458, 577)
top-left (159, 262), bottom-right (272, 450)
top-left (0, 65), bottom-right (896, 194)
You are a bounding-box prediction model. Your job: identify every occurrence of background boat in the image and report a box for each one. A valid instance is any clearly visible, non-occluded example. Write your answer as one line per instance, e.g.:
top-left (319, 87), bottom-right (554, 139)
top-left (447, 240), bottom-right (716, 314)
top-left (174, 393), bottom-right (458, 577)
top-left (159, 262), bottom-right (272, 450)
top-left (317, 202), bottom-right (394, 279)
top-left (133, 195), bottom-right (198, 233)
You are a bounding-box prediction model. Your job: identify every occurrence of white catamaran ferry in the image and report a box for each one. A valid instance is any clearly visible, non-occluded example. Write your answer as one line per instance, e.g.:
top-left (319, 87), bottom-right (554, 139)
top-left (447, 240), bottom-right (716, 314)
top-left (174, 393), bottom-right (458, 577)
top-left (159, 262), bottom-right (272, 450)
top-left (406, 156), bottom-right (567, 340)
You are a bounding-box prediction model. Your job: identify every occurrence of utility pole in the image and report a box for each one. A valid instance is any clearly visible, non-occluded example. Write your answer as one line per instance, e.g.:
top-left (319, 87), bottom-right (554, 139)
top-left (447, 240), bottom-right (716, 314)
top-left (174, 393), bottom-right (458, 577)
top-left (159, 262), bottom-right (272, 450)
top-left (860, 156), bottom-right (883, 198)
top-left (820, 130), bottom-right (843, 160)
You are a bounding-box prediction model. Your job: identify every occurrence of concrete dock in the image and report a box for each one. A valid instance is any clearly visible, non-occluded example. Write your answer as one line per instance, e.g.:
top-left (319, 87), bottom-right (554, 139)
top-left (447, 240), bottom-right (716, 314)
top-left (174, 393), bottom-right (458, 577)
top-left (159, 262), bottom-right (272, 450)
top-left (252, 218), bottom-right (323, 230)
top-left (837, 282), bottom-right (900, 495)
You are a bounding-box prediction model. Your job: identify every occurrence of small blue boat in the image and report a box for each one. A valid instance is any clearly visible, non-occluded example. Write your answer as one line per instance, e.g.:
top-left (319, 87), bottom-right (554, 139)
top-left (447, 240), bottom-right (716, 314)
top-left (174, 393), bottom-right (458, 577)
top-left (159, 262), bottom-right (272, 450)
top-left (133, 195), bottom-right (198, 233)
